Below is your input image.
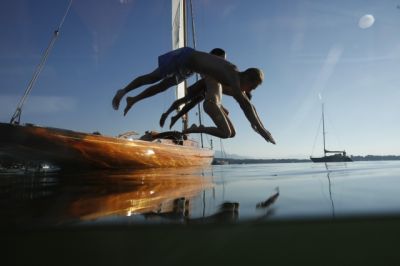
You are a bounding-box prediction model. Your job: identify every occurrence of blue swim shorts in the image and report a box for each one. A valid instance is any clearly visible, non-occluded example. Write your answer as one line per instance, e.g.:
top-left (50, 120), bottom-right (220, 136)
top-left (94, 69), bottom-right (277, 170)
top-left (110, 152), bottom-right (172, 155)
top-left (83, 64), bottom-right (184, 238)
top-left (158, 47), bottom-right (195, 84)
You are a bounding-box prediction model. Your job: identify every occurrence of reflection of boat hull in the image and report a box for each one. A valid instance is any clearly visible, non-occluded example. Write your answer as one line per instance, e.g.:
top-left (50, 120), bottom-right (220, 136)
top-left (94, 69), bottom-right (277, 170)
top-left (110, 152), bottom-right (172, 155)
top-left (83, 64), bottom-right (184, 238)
top-left (310, 154), bottom-right (352, 163)
top-left (0, 122), bottom-right (214, 170)
top-left (212, 158), bottom-right (229, 165)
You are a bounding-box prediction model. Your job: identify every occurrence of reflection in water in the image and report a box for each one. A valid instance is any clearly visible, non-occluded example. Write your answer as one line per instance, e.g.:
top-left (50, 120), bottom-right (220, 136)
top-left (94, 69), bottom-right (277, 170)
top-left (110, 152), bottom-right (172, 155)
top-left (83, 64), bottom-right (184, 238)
top-left (3, 167), bottom-right (215, 227)
top-left (67, 168), bottom-right (214, 222)
top-left (3, 166), bottom-right (281, 228)
top-left (254, 187), bottom-right (280, 221)
top-left (256, 187), bottom-right (280, 209)
top-left (187, 201), bottom-right (241, 224)
top-left (6, 162), bottom-right (399, 227)
top-left (325, 163), bottom-right (336, 218)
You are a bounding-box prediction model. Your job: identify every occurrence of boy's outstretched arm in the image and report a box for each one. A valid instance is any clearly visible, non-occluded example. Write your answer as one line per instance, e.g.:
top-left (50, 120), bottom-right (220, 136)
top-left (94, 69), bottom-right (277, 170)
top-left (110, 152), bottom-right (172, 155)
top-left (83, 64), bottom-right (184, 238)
top-left (234, 91), bottom-right (276, 144)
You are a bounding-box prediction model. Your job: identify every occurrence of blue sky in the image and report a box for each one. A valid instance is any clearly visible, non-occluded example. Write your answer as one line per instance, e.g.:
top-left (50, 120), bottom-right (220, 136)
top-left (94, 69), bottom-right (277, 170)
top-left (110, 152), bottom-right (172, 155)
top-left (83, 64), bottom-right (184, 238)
top-left (0, 0), bottom-right (399, 158)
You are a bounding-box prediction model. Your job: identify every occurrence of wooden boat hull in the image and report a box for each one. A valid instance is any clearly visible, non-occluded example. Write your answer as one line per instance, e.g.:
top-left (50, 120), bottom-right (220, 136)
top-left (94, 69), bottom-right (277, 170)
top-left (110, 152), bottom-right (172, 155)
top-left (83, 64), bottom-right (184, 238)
top-left (310, 154), bottom-right (353, 163)
top-left (0, 122), bottom-right (214, 170)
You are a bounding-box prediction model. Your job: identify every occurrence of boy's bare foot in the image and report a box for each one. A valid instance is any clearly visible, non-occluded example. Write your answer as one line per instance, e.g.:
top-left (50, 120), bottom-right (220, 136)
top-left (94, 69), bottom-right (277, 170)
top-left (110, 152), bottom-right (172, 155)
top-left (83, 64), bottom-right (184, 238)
top-left (124, 97), bottom-right (136, 116)
top-left (182, 123), bottom-right (195, 134)
top-left (188, 123), bottom-right (198, 130)
top-left (112, 89), bottom-right (125, 110)
top-left (160, 113), bottom-right (168, 128)
top-left (169, 115), bottom-right (179, 129)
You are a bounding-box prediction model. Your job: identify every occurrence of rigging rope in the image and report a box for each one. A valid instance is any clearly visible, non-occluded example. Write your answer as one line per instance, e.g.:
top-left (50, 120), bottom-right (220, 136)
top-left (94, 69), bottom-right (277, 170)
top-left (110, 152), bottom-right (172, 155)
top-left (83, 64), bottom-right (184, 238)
top-left (10, 0), bottom-right (73, 124)
top-left (58, 0), bottom-right (73, 30)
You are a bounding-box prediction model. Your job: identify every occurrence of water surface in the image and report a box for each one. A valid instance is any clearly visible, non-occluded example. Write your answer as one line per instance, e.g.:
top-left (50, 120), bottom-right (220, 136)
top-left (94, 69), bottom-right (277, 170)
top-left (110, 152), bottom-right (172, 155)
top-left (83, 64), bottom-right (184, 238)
top-left (2, 161), bottom-right (400, 228)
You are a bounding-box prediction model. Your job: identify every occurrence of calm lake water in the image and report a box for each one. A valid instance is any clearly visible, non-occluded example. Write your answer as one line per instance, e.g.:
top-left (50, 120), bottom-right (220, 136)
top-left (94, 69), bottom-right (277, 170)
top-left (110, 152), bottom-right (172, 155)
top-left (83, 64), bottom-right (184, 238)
top-left (3, 160), bottom-right (400, 228)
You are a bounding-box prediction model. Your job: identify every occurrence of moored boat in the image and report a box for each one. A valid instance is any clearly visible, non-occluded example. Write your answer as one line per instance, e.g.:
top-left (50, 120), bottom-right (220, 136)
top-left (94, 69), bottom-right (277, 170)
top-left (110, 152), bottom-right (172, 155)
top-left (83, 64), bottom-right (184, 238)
top-left (310, 104), bottom-right (352, 163)
top-left (310, 152), bottom-right (352, 163)
top-left (0, 0), bottom-right (214, 170)
top-left (0, 122), bottom-right (213, 170)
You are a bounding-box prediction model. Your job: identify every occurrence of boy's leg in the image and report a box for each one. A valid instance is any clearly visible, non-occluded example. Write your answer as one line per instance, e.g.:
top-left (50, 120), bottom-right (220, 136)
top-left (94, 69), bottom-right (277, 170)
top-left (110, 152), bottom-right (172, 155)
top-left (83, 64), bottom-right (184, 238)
top-left (160, 95), bottom-right (190, 127)
top-left (123, 77), bottom-right (176, 116)
top-left (183, 101), bottom-right (233, 138)
top-left (222, 105), bottom-right (236, 137)
top-left (167, 95), bottom-right (203, 129)
top-left (112, 68), bottom-right (163, 110)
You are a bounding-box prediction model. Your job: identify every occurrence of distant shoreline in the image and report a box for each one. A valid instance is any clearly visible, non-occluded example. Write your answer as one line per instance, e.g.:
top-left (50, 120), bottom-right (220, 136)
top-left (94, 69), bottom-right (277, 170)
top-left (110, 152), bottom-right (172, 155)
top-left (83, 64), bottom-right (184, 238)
top-left (213, 155), bottom-right (400, 165)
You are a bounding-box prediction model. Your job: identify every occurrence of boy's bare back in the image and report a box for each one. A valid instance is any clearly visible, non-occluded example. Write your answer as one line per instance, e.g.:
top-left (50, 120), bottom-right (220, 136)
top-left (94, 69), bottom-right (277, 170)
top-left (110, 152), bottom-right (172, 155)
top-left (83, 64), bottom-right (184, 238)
top-left (185, 50), bottom-right (239, 89)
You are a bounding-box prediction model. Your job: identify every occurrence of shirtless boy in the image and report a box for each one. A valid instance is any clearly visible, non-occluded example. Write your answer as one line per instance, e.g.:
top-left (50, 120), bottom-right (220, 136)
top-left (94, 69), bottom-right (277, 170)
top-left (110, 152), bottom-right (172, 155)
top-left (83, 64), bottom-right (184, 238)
top-left (112, 48), bottom-right (226, 115)
top-left (112, 47), bottom-right (275, 144)
top-left (182, 76), bottom-right (236, 138)
top-left (159, 77), bottom-right (253, 129)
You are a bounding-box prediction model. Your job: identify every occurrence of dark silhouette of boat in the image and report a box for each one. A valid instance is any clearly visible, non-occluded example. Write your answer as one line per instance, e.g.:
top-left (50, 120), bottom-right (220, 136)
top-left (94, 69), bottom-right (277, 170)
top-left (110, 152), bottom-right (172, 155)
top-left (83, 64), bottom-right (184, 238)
top-left (311, 152), bottom-right (352, 163)
top-left (310, 104), bottom-right (352, 163)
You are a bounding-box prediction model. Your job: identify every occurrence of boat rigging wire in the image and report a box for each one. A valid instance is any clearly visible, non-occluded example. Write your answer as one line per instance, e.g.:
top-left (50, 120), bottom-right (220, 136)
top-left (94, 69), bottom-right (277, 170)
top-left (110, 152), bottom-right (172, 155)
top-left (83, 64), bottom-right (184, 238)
top-left (10, 0), bottom-right (73, 125)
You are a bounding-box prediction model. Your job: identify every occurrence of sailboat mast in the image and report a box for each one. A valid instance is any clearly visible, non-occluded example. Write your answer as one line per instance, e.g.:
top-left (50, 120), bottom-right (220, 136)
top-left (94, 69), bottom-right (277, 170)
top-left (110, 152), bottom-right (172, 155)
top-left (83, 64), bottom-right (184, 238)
top-left (322, 103), bottom-right (327, 156)
top-left (172, 0), bottom-right (188, 130)
top-left (182, 0), bottom-right (189, 130)
top-left (188, 0), bottom-right (204, 147)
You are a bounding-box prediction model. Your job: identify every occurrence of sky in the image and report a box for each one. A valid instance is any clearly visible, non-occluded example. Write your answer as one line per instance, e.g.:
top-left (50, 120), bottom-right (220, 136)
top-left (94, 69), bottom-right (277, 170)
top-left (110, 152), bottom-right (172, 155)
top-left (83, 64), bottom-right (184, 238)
top-left (0, 0), bottom-right (399, 159)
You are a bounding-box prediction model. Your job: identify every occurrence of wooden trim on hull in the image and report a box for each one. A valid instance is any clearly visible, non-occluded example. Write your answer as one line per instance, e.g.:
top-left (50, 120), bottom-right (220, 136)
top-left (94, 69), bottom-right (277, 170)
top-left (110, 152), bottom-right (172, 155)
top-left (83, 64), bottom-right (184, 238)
top-left (0, 123), bottom-right (214, 169)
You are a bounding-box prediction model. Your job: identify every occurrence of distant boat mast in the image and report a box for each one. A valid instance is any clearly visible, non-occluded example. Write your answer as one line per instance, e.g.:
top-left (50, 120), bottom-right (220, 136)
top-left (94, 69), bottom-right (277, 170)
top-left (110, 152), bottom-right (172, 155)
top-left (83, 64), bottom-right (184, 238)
top-left (322, 103), bottom-right (327, 157)
top-left (310, 102), bottom-right (352, 162)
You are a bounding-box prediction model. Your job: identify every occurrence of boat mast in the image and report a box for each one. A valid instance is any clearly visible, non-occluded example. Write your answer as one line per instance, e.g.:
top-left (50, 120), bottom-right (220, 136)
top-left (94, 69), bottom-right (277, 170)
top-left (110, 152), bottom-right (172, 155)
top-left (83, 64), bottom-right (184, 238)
top-left (322, 103), bottom-right (327, 156)
top-left (188, 0), bottom-right (204, 147)
top-left (182, 0), bottom-right (189, 130)
top-left (10, 0), bottom-right (73, 125)
top-left (172, 0), bottom-right (188, 130)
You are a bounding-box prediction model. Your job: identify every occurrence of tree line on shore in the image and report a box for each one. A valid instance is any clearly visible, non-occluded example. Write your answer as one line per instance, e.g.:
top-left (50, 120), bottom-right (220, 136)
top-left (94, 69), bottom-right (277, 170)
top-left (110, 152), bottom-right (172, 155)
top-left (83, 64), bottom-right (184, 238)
top-left (213, 155), bottom-right (400, 165)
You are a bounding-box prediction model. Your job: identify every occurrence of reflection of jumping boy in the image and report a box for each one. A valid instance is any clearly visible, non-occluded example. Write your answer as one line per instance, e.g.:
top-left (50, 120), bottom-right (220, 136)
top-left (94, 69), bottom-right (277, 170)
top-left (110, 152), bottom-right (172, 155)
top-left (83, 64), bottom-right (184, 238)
top-left (112, 47), bottom-right (275, 144)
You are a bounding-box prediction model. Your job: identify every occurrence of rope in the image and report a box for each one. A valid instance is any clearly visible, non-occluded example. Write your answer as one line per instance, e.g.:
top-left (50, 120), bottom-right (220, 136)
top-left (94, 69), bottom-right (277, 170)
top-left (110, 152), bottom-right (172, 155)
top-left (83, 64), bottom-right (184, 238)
top-left (10, 0), bottom-right (73, 124)
top-left (58, 0), bottom-right (73, 30)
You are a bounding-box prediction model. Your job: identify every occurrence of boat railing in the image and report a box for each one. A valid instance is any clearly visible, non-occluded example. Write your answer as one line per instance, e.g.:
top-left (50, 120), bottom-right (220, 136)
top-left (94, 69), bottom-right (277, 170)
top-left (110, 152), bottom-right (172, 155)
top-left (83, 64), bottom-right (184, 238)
top-left (117, 131), bottom-right (139, 139)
